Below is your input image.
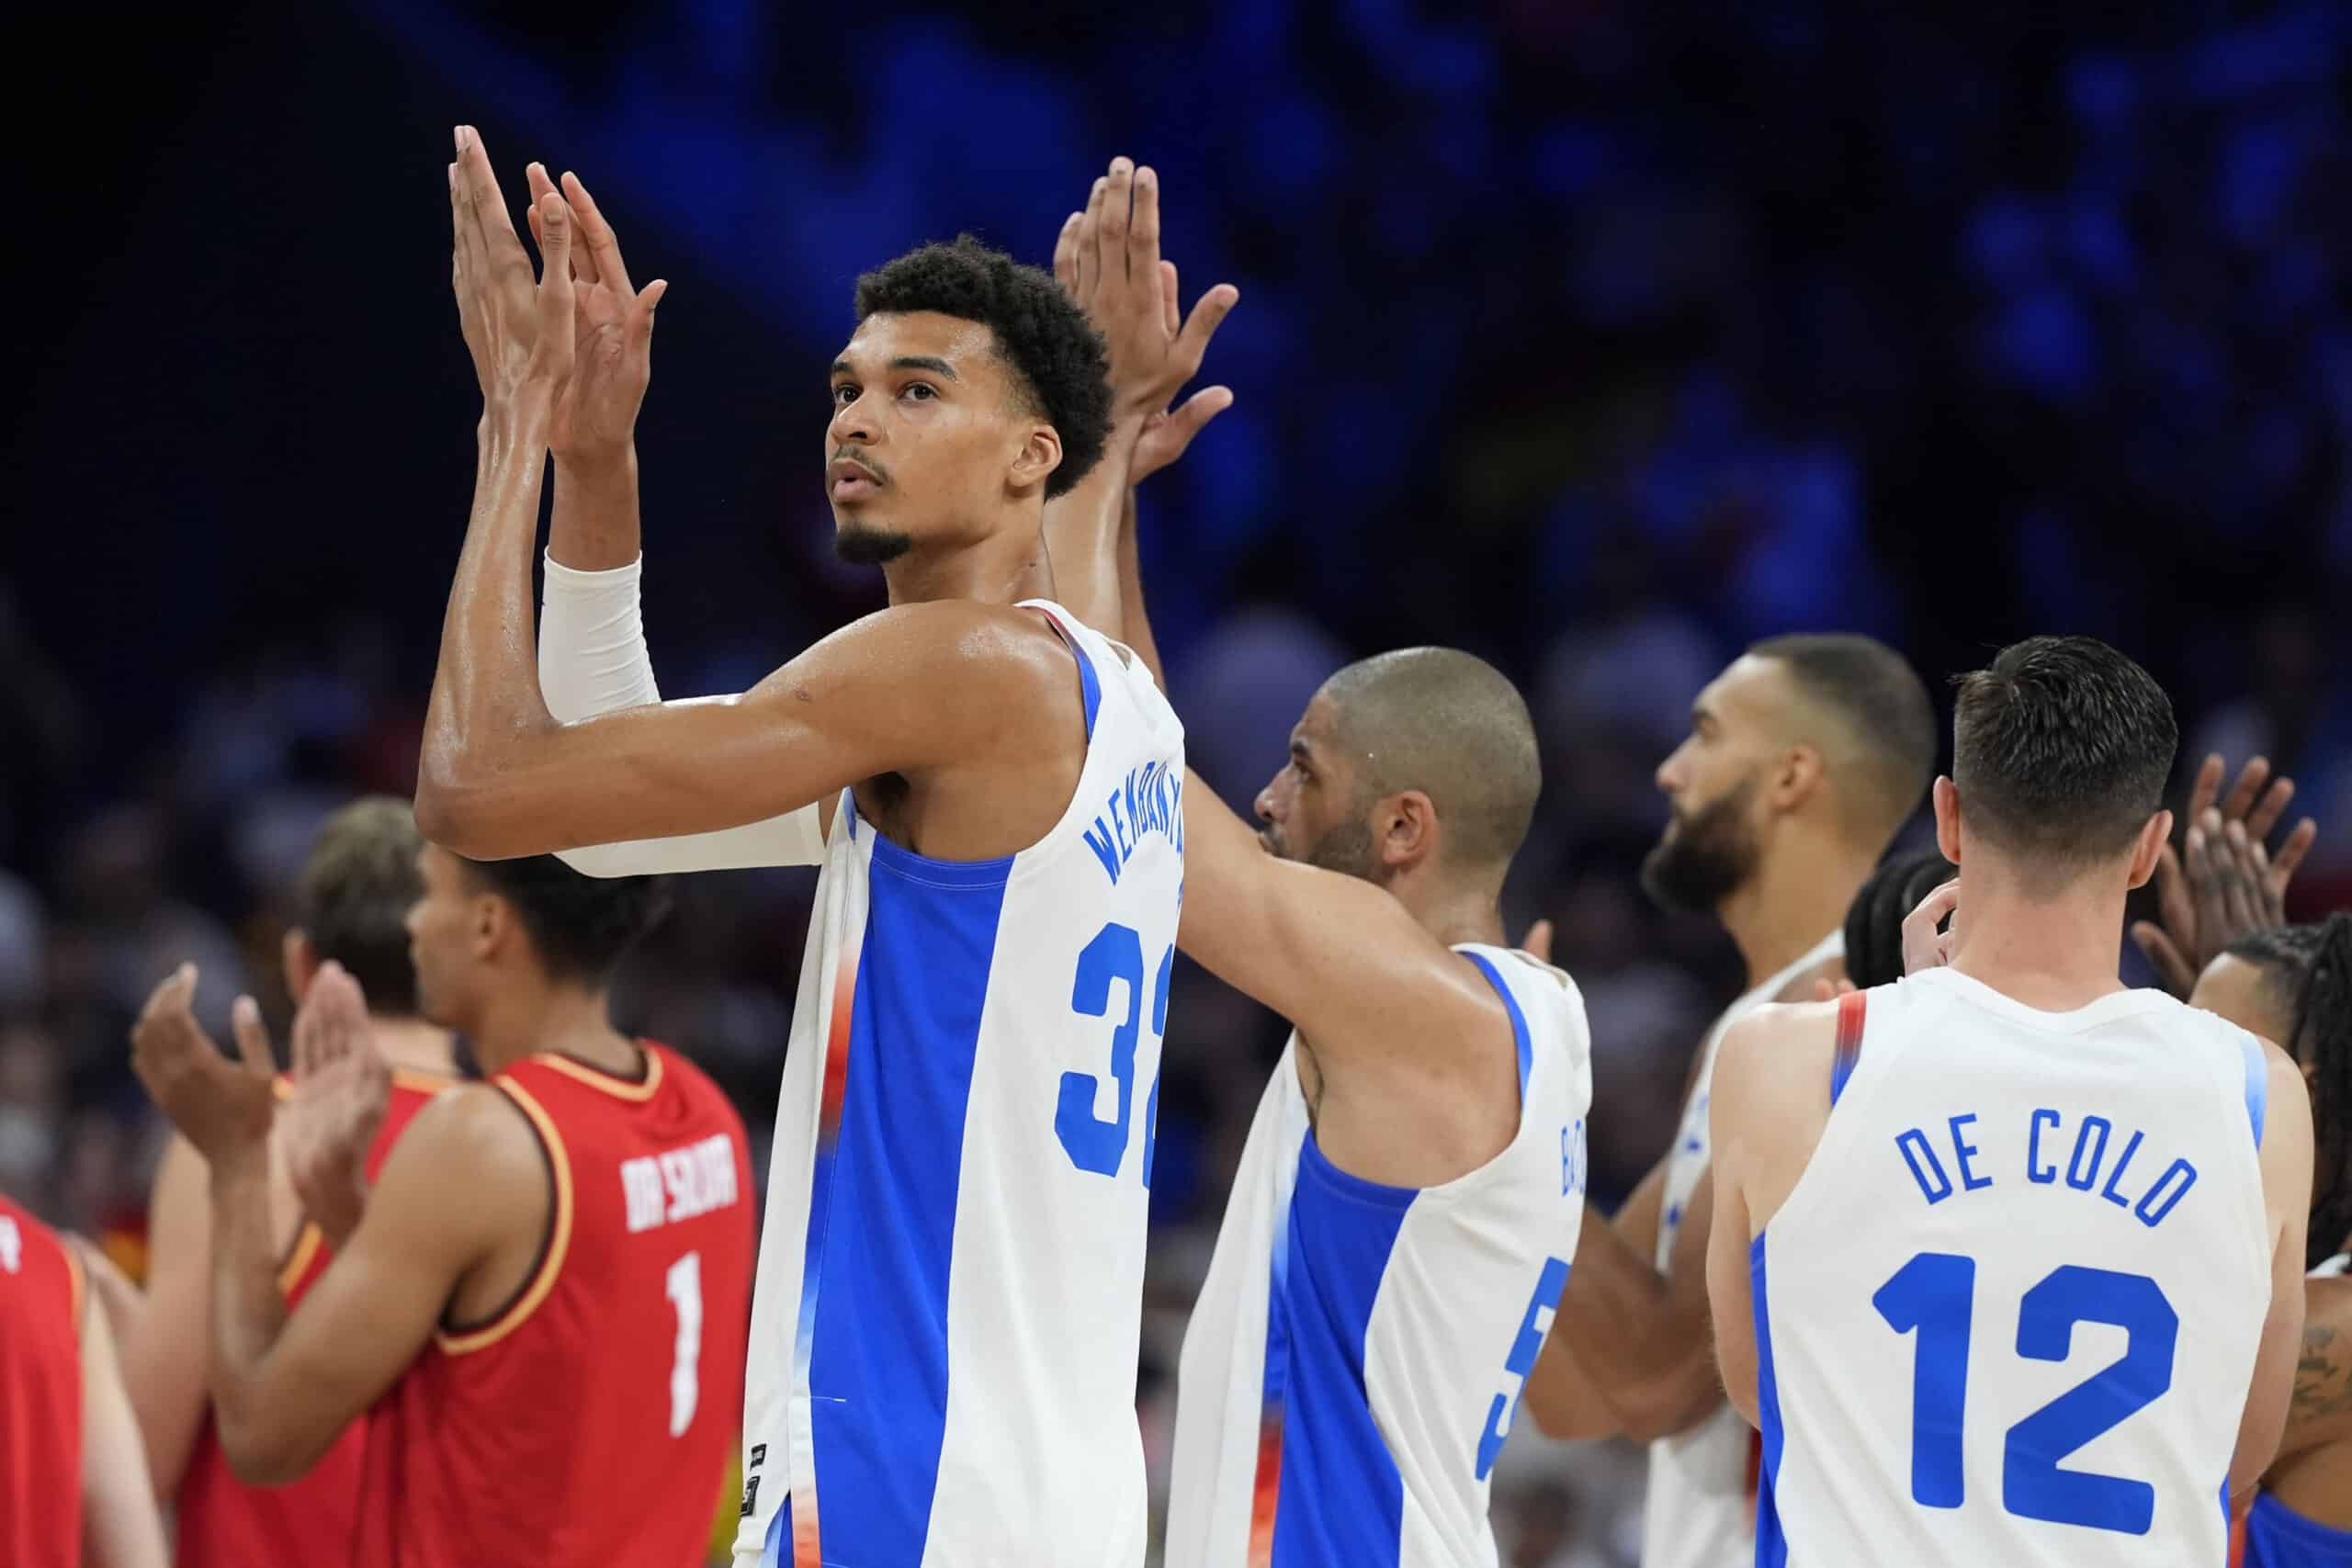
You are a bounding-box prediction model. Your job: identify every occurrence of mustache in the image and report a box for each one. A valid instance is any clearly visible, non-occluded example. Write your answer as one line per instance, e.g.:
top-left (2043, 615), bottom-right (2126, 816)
top-left (831, 448), bottom-right (888, 484)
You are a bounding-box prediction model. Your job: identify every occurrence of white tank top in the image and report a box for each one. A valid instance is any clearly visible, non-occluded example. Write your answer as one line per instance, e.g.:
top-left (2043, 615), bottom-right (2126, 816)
top-left (733, 604), bottom-right (1185, 1568)
top-left (1753, 967), bottom-right (2271, 1568)
top-left (1643, 929), bottom-right (1843, 1568)
top-left (1166, 946), bottom-right (1594, 1568)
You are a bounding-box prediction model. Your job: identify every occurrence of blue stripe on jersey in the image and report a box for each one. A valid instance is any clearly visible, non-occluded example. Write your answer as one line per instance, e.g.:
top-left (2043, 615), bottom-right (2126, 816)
top-left (1270, 1134), bottom-right (1415, 1568)
top-left (761, 1497), bottom-right (792, 1567)
top-left (1464, 951), bottom-right (1534, 1100)
top-left (2244, 1490), bottom-right (2352, 1565)
top-left (1751, 1233), bottom-right (1791, 1568)
top-left (2242, 1031), bottom-right (2269, 1149)
top-left (1035, 609), bottom-right (1102, 739)
top-left (804, 833), bottom-right (1011, 1562)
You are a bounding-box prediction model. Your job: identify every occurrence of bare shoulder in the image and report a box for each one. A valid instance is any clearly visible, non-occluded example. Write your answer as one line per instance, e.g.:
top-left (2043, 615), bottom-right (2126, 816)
top-left (1720, 998), bottom-right (1840, 1072)
top-left (383, 1082), bottom-right (545, 1193)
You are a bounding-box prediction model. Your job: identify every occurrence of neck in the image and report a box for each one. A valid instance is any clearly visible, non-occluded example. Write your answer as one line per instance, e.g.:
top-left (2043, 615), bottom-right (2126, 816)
top-left (878, 510), bottom-right (1050, 607)
top-left (1387, 869), bottom-right (1508, 952)
top-left (1945, 857), bottom-right (2130, 1010)
top-left (1716, 826), bottom-right (1880, 989)
top-left (368, 1016), bottom-right (460, 1077)
top-left (462, 973), bottom-right (632, 1077)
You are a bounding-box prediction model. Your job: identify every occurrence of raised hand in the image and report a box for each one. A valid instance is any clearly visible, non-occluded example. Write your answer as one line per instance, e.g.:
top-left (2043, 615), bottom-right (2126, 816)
top-left (525, 164), bottom-right (667, 465)
top-left (1902, 880), bottom-right (1962, 976)
top-left (1053, 157), bottom-right (1238, 479)
top-left (280, 963), bottom-right (390, 1248)
top-left (130, 966), bottom-right (277, 1163)
top-left (2130, 753), bottom-right (2319, 995)
top-left (447, 125), bottom-right (576, 418)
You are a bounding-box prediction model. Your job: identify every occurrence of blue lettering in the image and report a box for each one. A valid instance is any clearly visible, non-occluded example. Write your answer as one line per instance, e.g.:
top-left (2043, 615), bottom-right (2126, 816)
top-left (1897, 1128), bottom-right (1954, 1204)
top-left (2098, 1130), bottom-right (2145, 1210)
top-left (1109, 789), bottom-right (1135, 860)
top-left (2065, 1117), bottom-right (2111, 1191)
top-left (2028, 1109), bottom-right (2060, 1183)
top-left (2134, 1159), bottom-right (2198, 1227)
top-left (1172, 773), bottom-right (1186, 853)
top-left (1082, 821), bottom-right (1123, 885)
top-left (1124, 769), bottom-right (1146, 848)
top-left (1949, 1114), bottom-right (1993, 1192)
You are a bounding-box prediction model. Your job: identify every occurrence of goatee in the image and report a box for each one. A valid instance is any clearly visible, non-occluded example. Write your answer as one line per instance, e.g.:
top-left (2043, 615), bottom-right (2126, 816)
top-left (834, 524), bottom-right (913, 566)
top-left (1640, 773), bottom-right (1761, 914)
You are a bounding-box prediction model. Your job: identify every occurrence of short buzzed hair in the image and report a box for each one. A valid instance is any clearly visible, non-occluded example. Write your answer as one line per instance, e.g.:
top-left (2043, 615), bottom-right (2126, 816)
top-left (1321, 648), bottom-right (1540, 873)
top-left (1749, 634), bottom-right (1936, 846)
top-left (297, 797), bottom-right (424, 1016)
top-left (1952, 635), bottom-right (2176, 872)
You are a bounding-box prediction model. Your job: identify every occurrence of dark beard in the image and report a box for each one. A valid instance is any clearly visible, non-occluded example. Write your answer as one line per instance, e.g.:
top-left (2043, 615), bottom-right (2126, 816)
top-left (834, 525), bottom-right (912, 565)
top-left (1640, 774), bottom-right (1761, 914)
top-left (1303, 818), bottom-right (1379, 881)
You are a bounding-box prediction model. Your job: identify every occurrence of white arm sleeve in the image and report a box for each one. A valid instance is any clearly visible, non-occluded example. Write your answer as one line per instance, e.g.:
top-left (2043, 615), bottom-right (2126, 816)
top-left (538, 552), bottom-right (826, 874)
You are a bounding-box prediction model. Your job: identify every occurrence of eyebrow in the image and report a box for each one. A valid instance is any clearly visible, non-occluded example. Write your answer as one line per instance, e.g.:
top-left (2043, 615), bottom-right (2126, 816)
top-left (830, 355), bottom-right (960, 381)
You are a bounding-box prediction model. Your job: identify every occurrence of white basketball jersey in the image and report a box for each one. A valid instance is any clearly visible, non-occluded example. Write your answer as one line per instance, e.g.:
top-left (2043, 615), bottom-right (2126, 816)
top-left (1644, 929), bottom-right (1843, 1568)
top-left (734, 604), bottom-right (1184, 1568)
top-left (1753, 967), bottom-right (2272, 1568)
top-left (1166, 946), bottom-right (1594, 1568)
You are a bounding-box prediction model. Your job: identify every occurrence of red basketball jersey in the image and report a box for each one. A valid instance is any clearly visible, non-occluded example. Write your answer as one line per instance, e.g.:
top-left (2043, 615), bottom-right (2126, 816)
top-left (176, 1068), bottom-right (458, 1568)
top-left (356, 1044), bottom-right (753, 1568)
top-left (0, 1194), bottom-right (85, 1568)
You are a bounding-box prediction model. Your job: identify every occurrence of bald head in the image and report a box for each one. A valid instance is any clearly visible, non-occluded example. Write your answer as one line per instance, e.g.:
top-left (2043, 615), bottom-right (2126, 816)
top-left (1318, 648), bottom-right (1541, 874)
top-left (1747, 634), bottom-right (1935, 848)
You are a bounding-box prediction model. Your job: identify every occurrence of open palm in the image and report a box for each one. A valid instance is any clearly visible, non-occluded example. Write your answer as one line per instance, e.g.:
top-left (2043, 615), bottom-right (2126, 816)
top-left (525, 164), bottom-right (667, 463)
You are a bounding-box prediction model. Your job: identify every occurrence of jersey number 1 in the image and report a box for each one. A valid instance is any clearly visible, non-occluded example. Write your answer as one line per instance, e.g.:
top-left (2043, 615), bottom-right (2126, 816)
top-left (1057, 921), bottom-right (1173, 1186)
top-left (1873, 1252), bottom-right (2177, 1534)
top-left (666, 1251), bottom-right (704, 1438)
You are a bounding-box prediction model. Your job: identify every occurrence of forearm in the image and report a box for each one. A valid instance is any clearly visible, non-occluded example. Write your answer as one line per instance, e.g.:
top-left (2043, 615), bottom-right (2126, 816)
top-left (1116, 489), bottom-right (1168, 689)
top-left (1039, 427), bottom-right (1137, 637)
top-left (548, 448), bottom-right (641, 571)
top-left (204, 1145), bottom-right (294, 1462)
top-left (419, 410), bottom-right (562, 826)
top-left (1536, 1201), bottom-right (1721, 1440)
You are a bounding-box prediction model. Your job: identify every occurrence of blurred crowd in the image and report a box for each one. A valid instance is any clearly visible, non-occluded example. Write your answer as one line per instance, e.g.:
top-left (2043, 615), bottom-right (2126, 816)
top-left (10, 0), bottom-right (2352, 1561)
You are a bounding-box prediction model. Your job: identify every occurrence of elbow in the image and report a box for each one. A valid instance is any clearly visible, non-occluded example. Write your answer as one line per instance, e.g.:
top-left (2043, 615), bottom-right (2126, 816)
top-left (413, 758), bottom-right (503, 861)
top-left (216, 1410), bottom-right (325, 1489)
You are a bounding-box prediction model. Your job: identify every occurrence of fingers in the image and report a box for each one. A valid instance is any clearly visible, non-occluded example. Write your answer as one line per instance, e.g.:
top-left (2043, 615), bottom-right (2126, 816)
top-left (454, 125), bottom-right (520, 247)
top-left (1161, 261), bottom-right (1181, 341)
top-left (1522, 919), bottom-right (1555, 964)
top-left (2188, 752), bottom-right (2226, 825)
top-left (230, 997), bottom-right (276, 1081)
top-left (531, 192), bottom-right (578, 381)
top-left (1101, 157), bottom-right (1134, 279)
top-left (1901, 879), bottom-right (1962, 975)
top-left (2271, 816), bottom-right (2318, 899)
top-left (2130, 921), bottom-right (2196, 998)
top-left (1055, 211), bottom-right (1083, 295)
top-left (2218, 755), bottom-right (2271, 824)
top-left (2151, 841), bottom-right (2191, 948)
top-left (1129, 164), bottom-right (1163, 306)
top-left (2246, 774), bottom-right (2295, 844)
top-left (524, 164), bottom-right (576, 282)
top-left (1078, 175), bottom-right (1108, 304)
top-left (1173, 282), bottom-right (1241, 373)
top-left (2217, 819), bottom-right (2267, 936)
top-left (560, 170), bottom-right (631, 294)
top-left (624, 278), bottom-right (669, 355)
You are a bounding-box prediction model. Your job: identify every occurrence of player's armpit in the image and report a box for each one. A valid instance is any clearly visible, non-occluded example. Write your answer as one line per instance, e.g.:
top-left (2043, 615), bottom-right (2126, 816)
top-left (419, 600), bottom-right (1071, 861)
top-left (2278, 1277), bottom-right (2352, 1459)
top-left (209, 1088), bottom-right (544, 1485)
top-left (2229, 1043), bottom-right (2314, 1500)
top-left (1170, 769), bottom-right (1514, 1091)
top-left (79, 1300), bottom-right (171, 1568)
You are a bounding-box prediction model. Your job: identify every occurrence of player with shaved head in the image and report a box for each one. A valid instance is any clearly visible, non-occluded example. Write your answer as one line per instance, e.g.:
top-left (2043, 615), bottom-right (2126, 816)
top-left (1520, 633), bottom-right (1938, 1568)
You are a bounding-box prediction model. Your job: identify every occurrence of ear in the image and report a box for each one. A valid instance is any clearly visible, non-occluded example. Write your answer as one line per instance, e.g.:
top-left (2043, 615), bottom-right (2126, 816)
top-left (472, 893), bottom-right (508, 964)
top-left (1376, 790), bottom-right (1440, 872)
top-left (281, 928), bottom-right (320, 1004)
top-left (1007, 422), bottom-right (1066, 496)
top-left (1932, 775), bottom-right (1962, 864)
top-left (1769, 744), bottom-right (1826, 815)
top-left (2124, 808), bottom-right (2174, 891)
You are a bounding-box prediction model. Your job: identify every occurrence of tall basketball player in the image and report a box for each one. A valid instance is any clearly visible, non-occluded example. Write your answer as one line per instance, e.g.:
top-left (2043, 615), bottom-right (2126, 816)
top-left (1519, 636), bottom-right (1937, 1567)
top-left (129, 847), bottom-right (752, 1567)
top-left (97, 797), bottom-right (461, 1566)
top-left (2191, 915), bottom-right (2352, 1565)
top-left (1707, 636), bottom-right (2312, 1566)
top-left (427, 136), bottom-right (1228, 1564)
top-left (0, 1194), bottom-right (168, 1568)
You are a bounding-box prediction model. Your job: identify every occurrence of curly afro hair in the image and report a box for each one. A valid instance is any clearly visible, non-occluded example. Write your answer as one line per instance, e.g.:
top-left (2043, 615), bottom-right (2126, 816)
top-left (854, 236), bottom-right (1113, 501)
top-left (457, 853), bottom-right (672, 987)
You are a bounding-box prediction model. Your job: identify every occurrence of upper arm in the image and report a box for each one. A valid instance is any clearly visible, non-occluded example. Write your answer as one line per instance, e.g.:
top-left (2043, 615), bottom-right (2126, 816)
top-left (423, 602), bottom-right (1062, 860)
top-left (79, 1302), bottom-right (170, 1568)
top-left (1703, 1045), bottom-right (1760, 1427)
top-left (217, 1089), bottom-right (539, 1481)
top-left (1172, 773), bottom-right (1512, 1089)
top-left (556, 800), bottom-right (830, 876)
top-left (2232, 1043), bottom-right (2315, 1496)
top-left (2278, 1277), bottom-right (2352, 1460)
top-left (124, 1137), bottom-right (218, 1497)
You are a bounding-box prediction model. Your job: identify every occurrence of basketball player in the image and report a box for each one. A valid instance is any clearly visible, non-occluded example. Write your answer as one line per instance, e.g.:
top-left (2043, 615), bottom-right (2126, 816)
top-left (425, 136), bottom-right (1225, 1565)
top-left (91, 797), bottom-right (462, 1564)
top-left (2189, 915), bottom-right (2352, 1564)
top-left (1706, 636), bottom-right (2312, 1565)
top-left (1024, 169), bottom-right (1595, 1566)
top-left (1518, 637), bottom-right (1937, 1564)
top-left (0, 1194), bottom-right (168, 1567)
top-left (129, 845), bottom-right (752, 1566)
